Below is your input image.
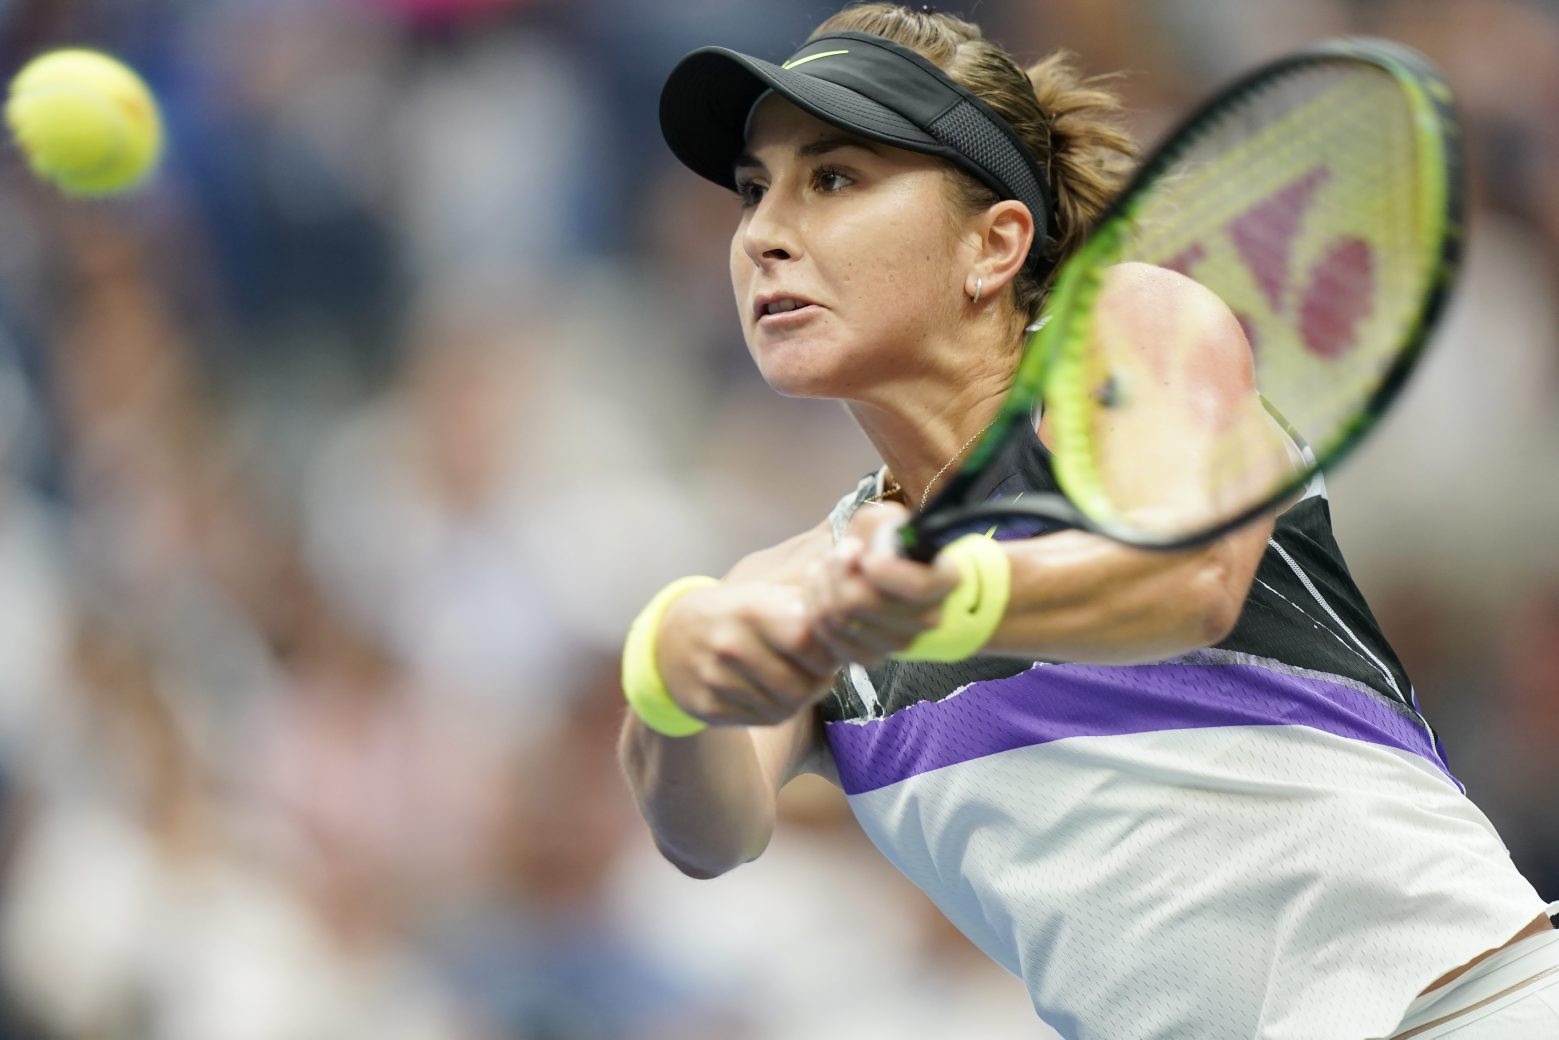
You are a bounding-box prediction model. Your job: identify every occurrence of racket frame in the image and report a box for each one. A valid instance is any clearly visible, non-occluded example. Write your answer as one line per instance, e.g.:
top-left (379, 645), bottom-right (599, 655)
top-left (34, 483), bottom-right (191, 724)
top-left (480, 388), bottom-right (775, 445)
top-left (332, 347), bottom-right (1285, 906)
top-left (902, 37), bottom-right (1464, 561)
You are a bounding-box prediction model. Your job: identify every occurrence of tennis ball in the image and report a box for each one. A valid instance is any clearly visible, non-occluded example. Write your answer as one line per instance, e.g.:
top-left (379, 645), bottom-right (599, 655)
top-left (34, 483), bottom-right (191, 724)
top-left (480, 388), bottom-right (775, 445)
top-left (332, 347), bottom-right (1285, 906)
top-left (5, 49), bottom-right (163, 197)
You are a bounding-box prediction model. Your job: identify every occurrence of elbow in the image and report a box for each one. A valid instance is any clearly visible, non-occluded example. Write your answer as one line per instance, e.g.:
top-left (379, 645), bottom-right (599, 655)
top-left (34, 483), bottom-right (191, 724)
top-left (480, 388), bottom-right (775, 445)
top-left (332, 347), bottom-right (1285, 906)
top-left (1185, 516), bottom-right (1270, 648)
top-left (1185, 546), bottom-right (1257, 648)
top-left (1194, 588), bottom-right (1242, 647)
top-left (663, 849), bottom-right (735, 881)
top-left (669, 860), bottom-right (726, 881)
top-left (618, 720), bottom-right (779, 881)
top-left (655, 827), bottom-right (771, 881)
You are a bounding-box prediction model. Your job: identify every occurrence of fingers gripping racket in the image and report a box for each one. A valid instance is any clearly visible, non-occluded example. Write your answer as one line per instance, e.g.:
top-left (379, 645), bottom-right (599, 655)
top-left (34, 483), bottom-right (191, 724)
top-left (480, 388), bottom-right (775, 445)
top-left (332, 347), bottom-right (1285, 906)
top-left (901, 38), bottom-right (1463, 562)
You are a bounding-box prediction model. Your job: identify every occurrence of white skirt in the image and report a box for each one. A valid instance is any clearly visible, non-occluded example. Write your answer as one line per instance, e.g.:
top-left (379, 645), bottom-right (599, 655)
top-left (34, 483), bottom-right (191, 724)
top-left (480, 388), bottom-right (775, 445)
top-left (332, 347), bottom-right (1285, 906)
top-left (1385, 914), bottom-right (1559, 1039)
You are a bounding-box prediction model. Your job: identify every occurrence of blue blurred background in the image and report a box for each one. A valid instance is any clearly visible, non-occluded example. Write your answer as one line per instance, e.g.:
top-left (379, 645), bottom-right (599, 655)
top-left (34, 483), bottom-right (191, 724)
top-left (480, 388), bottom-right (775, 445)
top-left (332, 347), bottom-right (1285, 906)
top-left (0, 1), bottom-right (1554, 1037)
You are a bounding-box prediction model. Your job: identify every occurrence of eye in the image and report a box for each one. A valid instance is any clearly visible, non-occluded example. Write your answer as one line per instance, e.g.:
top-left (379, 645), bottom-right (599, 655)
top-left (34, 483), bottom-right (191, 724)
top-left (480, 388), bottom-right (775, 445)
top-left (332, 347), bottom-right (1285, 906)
top-left (735, 178), bottom-right (766, 209)
top-left (812, 165), bottom-right (854, 193)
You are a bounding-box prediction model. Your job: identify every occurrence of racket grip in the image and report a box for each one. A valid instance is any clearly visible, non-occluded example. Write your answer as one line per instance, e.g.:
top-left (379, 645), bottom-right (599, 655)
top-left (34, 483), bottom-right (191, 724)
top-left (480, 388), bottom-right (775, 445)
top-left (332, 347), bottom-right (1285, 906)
top-left (897, 517), bottom-right (941, 563)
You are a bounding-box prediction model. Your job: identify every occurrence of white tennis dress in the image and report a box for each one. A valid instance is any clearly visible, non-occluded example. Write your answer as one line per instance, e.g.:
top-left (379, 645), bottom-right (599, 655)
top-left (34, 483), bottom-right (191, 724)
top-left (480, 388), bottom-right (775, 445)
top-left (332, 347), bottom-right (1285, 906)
top-left (820, 444), bottom-right (1549, 1040)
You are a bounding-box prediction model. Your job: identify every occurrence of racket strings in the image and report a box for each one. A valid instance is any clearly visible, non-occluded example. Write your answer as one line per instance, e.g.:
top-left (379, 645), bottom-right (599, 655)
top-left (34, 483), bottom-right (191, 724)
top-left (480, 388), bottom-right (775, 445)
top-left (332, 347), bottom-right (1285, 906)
top-left (1065, 61), bottom-right (1445, 536)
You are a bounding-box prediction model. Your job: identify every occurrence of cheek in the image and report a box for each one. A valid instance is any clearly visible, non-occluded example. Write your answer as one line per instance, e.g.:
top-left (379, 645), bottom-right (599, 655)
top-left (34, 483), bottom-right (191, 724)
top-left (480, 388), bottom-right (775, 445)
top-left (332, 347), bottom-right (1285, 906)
top-left (840, 223), bottom-right (961, 328)
top-left (729, 235), bottom-right (750, 303)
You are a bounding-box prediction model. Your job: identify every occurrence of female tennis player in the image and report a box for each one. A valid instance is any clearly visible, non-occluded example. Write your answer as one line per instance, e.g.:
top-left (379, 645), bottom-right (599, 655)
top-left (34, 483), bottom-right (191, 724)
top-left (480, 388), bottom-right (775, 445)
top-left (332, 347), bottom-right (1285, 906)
top-left (620, 6), bottom-right (1559, 1037)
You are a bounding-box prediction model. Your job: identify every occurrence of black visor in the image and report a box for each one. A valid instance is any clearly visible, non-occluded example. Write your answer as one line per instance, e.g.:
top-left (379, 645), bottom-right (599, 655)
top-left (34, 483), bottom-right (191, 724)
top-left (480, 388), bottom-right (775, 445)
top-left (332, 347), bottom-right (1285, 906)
top-left (659, 31), bottom-right (1054, 273)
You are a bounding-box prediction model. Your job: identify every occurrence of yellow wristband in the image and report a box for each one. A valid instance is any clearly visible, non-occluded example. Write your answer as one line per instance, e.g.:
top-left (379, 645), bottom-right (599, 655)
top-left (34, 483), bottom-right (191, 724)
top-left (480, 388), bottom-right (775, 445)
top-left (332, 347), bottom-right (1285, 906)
top-left (894, 534), bottom-right (1012, 662)
top-left (622, 575), bottom-right (720, 737)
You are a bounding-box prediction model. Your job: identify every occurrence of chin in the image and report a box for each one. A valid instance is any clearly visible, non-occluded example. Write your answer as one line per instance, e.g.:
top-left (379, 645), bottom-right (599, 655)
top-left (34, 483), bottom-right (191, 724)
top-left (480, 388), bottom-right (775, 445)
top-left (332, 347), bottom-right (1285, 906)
top-left (745, 332), bottom-right (829, 396)
top-left (762, 375), bottom-right (834, 400)
top-left (754, 361), bottom-right (837, 399)
top-left (746, 332), bottom-right (848, 399)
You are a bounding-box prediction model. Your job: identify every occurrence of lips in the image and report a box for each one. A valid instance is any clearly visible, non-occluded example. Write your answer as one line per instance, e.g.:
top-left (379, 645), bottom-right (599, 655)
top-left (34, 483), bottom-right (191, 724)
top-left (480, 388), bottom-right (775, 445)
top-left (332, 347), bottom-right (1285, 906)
top-left (753, 292), bottom-right (822, 323)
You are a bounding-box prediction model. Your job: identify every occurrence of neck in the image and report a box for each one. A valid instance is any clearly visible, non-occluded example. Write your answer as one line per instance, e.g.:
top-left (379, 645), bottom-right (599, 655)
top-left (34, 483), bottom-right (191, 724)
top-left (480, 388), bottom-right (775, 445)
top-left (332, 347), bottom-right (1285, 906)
top-left (845, 335), bottom-right (1015, 511)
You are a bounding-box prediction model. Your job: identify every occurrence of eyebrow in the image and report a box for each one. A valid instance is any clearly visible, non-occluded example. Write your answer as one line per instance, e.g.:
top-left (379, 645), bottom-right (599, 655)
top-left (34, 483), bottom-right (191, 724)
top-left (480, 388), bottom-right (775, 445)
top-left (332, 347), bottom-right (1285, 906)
top-left (733, 134), bottom-right (881, 174)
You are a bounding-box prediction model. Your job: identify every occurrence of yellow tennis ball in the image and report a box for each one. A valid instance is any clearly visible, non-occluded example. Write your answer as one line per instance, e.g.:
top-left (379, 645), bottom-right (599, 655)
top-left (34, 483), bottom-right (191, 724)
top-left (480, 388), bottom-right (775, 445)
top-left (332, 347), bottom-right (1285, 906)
top-left (5, 49), bottom-right (163, 196)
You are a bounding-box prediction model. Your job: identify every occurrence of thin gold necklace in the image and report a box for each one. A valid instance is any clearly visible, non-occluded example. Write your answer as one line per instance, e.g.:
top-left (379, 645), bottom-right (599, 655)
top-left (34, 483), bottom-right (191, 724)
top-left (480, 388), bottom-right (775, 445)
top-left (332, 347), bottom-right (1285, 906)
top-left (872, 418), bottom-right (997, 510)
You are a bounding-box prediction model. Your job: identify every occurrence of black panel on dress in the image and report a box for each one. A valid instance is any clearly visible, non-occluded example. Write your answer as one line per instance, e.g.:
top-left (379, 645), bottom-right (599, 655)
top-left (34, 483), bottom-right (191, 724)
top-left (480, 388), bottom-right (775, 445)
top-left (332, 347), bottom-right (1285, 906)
top-left (823, 430), bottom-right (1422, 728)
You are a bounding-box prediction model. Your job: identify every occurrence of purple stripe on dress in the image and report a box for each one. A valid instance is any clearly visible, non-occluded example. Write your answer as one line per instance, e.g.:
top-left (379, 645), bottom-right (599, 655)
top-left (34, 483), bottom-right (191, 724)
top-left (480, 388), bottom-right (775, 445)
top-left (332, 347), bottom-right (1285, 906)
top-left (824, 662), bottom-right (1454, 796)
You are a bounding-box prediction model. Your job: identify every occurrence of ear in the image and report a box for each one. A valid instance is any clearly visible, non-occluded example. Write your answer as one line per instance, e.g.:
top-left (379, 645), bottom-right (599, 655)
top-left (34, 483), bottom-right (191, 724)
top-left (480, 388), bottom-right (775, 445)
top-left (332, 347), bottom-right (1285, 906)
top-left (962, 199), bottom-right (1034, 301)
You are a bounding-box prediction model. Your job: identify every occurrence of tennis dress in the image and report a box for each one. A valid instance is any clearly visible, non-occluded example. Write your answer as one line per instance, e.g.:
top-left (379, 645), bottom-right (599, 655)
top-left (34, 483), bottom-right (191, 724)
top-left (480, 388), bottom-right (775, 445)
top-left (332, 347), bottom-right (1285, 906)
top-left (820, 430), bottom-right (1548, 1040)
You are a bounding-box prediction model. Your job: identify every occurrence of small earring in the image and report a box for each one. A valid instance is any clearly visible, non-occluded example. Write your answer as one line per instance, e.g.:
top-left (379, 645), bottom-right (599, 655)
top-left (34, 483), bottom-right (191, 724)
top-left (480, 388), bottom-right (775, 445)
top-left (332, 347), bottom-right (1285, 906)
top-left (972, 277), bottom-right (983, 303)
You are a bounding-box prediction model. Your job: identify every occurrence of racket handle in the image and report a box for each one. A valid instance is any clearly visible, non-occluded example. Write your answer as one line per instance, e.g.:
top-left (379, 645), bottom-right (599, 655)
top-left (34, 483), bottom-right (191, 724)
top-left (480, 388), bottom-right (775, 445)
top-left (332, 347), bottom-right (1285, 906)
top-left (897, 517), bottom-right (940, 563)
top-left (898, 492), bottom-right (1097, 560)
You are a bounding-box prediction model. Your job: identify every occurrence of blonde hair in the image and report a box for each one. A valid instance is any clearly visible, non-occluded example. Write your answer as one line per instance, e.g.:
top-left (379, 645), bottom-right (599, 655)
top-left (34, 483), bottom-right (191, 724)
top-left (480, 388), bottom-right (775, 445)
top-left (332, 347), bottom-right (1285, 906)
top-left (809, 3), bottom-right (1137, 324)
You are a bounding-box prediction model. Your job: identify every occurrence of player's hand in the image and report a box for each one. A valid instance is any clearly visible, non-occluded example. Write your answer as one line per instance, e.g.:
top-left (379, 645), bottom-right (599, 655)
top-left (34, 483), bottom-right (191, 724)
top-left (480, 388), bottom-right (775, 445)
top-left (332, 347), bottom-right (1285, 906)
top-left (804, 502), bottom-right (962, 666)
top-left (654, 581), bottom-right (843, 728)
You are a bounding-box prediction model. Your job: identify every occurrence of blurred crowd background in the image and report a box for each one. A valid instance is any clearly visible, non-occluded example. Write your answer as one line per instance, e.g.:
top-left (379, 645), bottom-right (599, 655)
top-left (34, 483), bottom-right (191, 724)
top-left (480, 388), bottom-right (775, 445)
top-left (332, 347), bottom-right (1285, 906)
top-left (0, 0), bottom-right (1554, 1037)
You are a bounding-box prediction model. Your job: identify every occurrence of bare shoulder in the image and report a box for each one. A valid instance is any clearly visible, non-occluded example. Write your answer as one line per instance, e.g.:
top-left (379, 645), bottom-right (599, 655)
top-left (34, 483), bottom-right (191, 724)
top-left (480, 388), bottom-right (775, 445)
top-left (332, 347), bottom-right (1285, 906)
top-left (1097, 261), bottom-right (1254, 377)
top-left (1100, 259), bottom-right (1215, 299)
top-left (722, 519), bottom-right (835, 586)
top-left (1100, 261), bottom-right (1241, 325)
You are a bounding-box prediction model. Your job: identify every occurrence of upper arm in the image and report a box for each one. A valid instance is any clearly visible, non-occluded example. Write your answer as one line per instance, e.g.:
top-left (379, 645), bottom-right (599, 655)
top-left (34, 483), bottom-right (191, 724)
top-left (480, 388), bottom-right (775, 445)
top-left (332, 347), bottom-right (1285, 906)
top-left (1010, 264), bottom-right (1281, 656)
top-left (749, 704), bottom-right (835, 796)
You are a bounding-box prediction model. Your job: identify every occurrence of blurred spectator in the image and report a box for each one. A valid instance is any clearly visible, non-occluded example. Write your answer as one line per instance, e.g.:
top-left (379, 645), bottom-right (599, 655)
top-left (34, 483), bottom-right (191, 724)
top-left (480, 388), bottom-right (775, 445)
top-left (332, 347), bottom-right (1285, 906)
top-left (1487, 588), bottom-right (1559, 900)
top-left (0, 616), bottom-right (470, 1040)
top-left (0, 355), bottom-right (69, 763)
top-left (428, 661), bottom-right (752, 1039)
top-left (302, 283), bottom-right (581, 739)
top-left (0, 2), bottom-right (1552, 1037)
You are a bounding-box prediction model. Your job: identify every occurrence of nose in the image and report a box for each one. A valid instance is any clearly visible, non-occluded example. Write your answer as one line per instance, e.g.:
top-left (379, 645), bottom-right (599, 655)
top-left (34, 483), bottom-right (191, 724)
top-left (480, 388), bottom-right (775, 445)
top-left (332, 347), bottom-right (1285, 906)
top-left (740, 193), bottom-right (800, 270)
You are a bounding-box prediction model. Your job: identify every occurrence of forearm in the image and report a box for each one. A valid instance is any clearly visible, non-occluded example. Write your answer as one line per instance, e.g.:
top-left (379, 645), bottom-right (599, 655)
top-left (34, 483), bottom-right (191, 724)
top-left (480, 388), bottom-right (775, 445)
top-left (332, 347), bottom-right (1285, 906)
top-left (617, 523), bottom-right (840, 877)
top-left (618, 715), bottom-right (777, 879)
top-left (983, 519), bottom-right (1271, 664)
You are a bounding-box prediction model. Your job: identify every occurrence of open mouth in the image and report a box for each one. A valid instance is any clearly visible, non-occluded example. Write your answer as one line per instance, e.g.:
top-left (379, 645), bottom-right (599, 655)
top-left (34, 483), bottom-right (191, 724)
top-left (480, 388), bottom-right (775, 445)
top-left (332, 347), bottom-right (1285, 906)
top-left (755, 295), bottom-right (822, 324)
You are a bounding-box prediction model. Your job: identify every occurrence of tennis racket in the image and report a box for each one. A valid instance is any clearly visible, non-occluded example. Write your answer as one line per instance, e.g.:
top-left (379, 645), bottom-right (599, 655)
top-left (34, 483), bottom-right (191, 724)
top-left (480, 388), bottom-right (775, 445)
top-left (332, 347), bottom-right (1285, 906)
top-left (901, 37), bottom-right (1463, 561)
